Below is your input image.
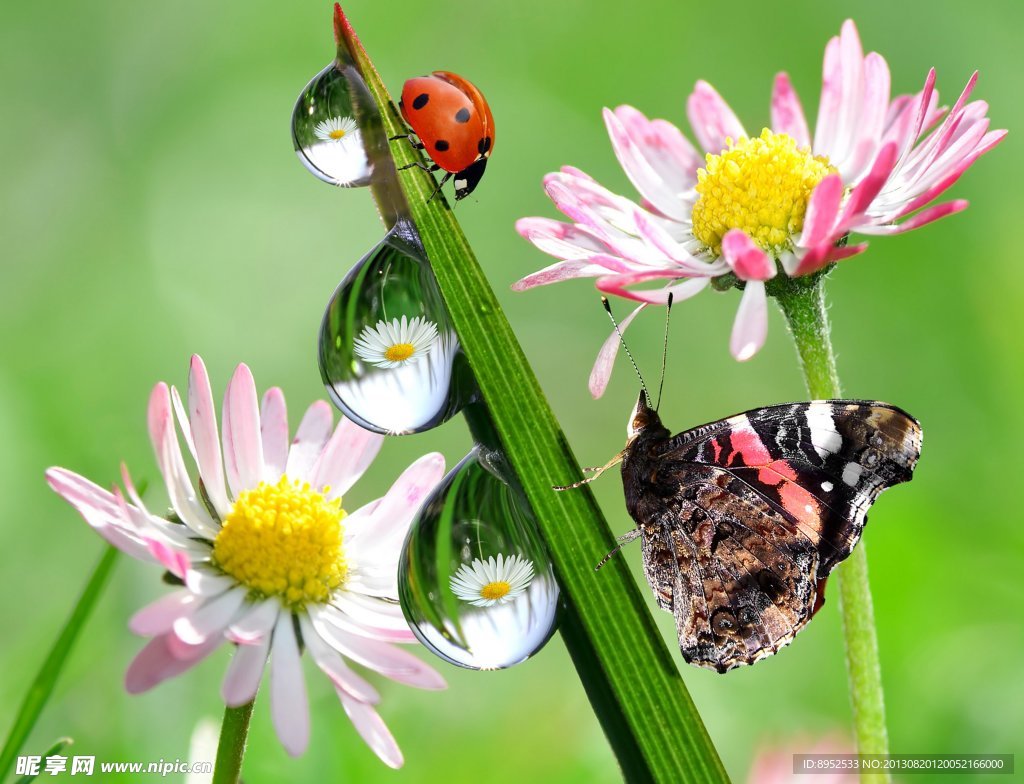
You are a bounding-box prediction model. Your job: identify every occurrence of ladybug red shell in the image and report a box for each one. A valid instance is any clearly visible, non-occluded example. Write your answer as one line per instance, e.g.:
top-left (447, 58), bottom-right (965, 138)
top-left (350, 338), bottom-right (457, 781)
top-left (398, 71), bottom-right (494, 200)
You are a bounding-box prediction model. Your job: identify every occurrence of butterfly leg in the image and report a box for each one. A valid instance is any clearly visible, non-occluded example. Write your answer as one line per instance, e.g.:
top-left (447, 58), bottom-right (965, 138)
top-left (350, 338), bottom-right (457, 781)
top-left (594, 529), bottom-right (641, 571)
top-left (553, 450), bottom-right (626, 491)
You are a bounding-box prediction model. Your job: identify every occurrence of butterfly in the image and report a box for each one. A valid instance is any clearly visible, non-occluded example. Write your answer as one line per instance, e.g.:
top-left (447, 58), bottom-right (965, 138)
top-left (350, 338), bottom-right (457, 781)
top-left (559, 300), bottom-right (923, 672)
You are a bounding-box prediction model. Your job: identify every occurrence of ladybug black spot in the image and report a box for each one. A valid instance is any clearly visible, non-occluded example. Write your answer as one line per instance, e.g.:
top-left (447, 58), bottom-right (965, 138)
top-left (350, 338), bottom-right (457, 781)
top-left (477, 136), bottom-right (492, 155)
top-left (412, 93), bottom-right (430, 110)
top-left (434, 139), bottom-right (450, 152)
top-left (454, 107), bottom-right (471, 123)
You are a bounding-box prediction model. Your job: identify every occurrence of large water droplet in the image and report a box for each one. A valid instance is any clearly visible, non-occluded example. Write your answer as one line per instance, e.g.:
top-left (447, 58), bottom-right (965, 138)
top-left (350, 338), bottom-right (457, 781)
top-left (292, 62), bottom-right (374, 187)
top-left (319, 220), bottom-right (474, 434)
top-left (398, 446), bottom-right (560, 670)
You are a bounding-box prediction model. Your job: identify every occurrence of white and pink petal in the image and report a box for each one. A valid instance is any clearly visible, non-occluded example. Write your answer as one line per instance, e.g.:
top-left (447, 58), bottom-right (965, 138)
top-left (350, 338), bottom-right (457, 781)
top-left (338, 693), bottom-right (404, 769)
top-left (174, 588), bottom-right (247, 645)
top-left (147, 383), bottom-right (219, 539)
top-left (260, 387), bottom-right (289, 484)
top-left (771, 73), bottom-right (811, 149)
top-left (721, 230), bottom-right (775, 281)
top-left (269, 616), bottom-right (310, 757)
top-left (313, 417), bottom-right (384, 499)
top-left (186, 356), bottom-right (227, 519)
top-left (603, 107), bottom-right (691, 221)
top-left (285, 401), bottom-right (334, 482)
top-left (687, 80), bottom-right (746, 154)
top-left (125, 632), bottom-right (220, 694)
top-left (730, 280), bottom-right (769, 362)
top-left (129, 590), bottom-right (197, 637)
top-left (221, 364), bottom-right (264, 498)
top-left (221, 635), bottom-right (270, 707)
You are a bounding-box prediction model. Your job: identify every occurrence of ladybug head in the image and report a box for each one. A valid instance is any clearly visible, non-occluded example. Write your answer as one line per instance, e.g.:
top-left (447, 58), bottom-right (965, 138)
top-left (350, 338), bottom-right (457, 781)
top-left (453, 158), bottom-right (488, 200)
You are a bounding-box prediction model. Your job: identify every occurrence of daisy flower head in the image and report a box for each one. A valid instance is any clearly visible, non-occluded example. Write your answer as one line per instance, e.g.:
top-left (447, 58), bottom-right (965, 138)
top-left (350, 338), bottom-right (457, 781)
top-left (353, 315), bottom-right (439, 368)
top-left (314, 114), bottom-right (358, 143)
top-left (514, 19), bottom-right (1004, 395)
top-left (46, 356), bottom-right (448, 766)
top-left (300, 113), bottom-right (369, 187)
top-left (450, 553), bottom-right (535, 607)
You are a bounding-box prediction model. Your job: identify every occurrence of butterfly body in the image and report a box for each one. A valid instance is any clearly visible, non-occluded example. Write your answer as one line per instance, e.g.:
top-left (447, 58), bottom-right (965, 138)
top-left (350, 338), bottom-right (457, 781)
top-left (620, 392), bottom-right (922, 672)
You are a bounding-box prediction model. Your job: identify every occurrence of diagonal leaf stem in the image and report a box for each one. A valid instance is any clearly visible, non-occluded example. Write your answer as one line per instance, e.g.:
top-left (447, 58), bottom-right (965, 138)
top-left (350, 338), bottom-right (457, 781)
top-left (776, 276), bottom-right (891, 784)
top-left (332, 5), bottom-right (729, 781)
top-left (0, 546), bottom-right (119, 778)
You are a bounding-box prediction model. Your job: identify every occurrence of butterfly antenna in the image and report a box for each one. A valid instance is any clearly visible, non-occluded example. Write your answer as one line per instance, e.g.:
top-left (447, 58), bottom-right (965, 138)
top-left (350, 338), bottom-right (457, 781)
top-left (654, 292), bottom-right (673, 412)
top-left (602, 297), bottom-right (649, 405)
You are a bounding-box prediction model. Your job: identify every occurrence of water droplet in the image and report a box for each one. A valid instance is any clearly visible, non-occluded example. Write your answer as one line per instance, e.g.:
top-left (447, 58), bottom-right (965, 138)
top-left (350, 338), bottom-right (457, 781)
top-left (398, 446), bottom-right (560, 670)
top-left (319, 220), bottom-right (474, 434)
top-left (292, 62), bottom-right (374, 187)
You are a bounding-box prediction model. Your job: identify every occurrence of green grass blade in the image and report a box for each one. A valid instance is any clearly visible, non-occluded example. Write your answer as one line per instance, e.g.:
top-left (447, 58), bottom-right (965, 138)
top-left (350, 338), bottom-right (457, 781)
top-left (332, 7), bottom-right (729, 781)
top-left (12, 737), bottom-right (73, 784)
top-left (0, 547), bottom-right (118, 779)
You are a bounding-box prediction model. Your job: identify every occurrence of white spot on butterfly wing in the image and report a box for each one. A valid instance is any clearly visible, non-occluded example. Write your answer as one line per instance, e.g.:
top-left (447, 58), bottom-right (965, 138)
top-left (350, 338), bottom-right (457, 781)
top-left (806, 404), bottom-right (842, 459)
top-left (842, 462), bottom-right (863, 487)
top-left (821, 481), bottom-right (834, 492)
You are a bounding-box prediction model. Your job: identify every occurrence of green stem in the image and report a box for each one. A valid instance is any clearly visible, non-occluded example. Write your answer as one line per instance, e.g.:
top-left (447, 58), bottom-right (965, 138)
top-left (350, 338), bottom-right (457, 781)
top-left (0, 546), bottom-right (119, 778)
top-left (776, 277), bottom-right (891, 784)
top-left (211, 699), bottom-right (255, 784)
top-left (772, 276), bottom-right (842, 399)
top-left (332, 7), bottom-right (728, 782)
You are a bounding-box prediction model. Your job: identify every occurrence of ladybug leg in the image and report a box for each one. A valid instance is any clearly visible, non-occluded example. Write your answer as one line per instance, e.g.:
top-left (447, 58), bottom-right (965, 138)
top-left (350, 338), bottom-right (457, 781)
top-left (389, 133), bottom-right (426, 150)
top-left (427, 172), bottom-right (453, 203)
top-left (398, 162), bottom-right (439, 173)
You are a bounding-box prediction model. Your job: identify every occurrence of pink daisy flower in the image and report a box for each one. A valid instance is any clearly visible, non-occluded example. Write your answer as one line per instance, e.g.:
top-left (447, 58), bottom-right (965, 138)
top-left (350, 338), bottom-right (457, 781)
top-left (514, 19), bottom-right (1004, 395)
top-left (46, 355), bottom-right (446, 766)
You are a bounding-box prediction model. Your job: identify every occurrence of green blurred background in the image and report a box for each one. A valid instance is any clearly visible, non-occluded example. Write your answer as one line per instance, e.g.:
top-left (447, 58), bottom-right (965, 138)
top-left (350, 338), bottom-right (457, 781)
top-left (2, 0), bottom-right (1021, 781)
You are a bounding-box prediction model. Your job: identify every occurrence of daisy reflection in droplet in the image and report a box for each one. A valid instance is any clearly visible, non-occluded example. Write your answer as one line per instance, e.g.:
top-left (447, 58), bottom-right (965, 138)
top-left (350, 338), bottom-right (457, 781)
top-left (314, 115), bottom-right (358, 144)
top-left (450, 553), bottom-right (535, 607)
top-left (354, 316), bottom-right (439, 369)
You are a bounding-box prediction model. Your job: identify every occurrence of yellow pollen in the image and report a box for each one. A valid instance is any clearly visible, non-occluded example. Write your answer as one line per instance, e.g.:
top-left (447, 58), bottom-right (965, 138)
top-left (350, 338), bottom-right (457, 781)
top-left (480, 581), bottom-right (511, 601)
top-left (383, 343), bottom-right (416, 362)
top-left (691, 129), bottom-right (834, 256)
top-left (329, 129), bottom-right (348, 140)
top-left (212, 476), bottom-right (347, 608)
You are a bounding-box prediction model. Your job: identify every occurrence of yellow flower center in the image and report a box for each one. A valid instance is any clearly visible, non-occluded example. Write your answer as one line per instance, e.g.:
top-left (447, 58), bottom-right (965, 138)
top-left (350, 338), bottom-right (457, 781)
top-left (383, 343), bottom-right (415, 362)
top-left (691, 129), bottom-right (834, 256)
top-left (480, 581), bottom-right (511, 601)
top-left (329, 129), bottom-right (348, 140)
top-left (212, 476), bottom-right (347, 608)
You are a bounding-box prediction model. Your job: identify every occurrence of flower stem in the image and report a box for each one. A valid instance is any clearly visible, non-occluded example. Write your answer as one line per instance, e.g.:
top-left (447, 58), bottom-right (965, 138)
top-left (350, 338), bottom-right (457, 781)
top-left (776, 277), bottom-right (891, 783)
top-left (211, 699), bottom-right (255, 784)
top-left (0, 545), bottom-right (119, 777)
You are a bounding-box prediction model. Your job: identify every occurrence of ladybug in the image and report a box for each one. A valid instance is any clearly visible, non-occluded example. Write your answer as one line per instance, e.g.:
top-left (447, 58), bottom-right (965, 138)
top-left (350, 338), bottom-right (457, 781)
top-left (395, 71), bottom-right (495, 201)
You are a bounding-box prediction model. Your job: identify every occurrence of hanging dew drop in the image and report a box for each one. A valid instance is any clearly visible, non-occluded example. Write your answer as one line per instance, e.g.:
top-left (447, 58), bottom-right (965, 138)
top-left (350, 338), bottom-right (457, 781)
top-left (398, 446), bottom-right (560, 670)
top-left (318, 220), bottom-right (475, 434)
top-left (292, 62), bottom-right (374, 187)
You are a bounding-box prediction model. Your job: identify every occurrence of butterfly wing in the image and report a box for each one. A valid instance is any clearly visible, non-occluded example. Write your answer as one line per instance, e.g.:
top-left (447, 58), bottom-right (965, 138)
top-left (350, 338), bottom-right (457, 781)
top-left (627, 400), bottom-right (921, 671)
top-left (661, 400), bottom-right (922, 573)
top-left (638, 463), bottom-right (823, 671)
